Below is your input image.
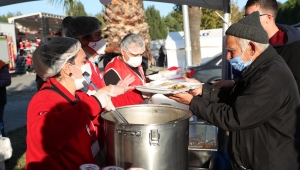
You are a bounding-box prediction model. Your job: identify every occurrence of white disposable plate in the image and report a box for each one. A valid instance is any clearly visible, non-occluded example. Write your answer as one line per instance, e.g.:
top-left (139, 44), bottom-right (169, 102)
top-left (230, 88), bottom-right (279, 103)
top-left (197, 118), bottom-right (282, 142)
top-left (136, 81), bottom-right (202, 94)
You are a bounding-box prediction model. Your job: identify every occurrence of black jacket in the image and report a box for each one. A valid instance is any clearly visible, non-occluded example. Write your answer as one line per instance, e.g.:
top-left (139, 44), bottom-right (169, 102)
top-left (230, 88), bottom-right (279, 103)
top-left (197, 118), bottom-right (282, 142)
top-left (273, 24), bottom-right (300, 95)
top-left (190, 46), bottom-right (300, 170)
top-left (0, 64), bottom-right (11, 106)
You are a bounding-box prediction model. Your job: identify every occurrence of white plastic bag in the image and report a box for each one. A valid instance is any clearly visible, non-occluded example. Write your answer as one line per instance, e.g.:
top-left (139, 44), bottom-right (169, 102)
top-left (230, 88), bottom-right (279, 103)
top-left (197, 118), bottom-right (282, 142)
top-left (0, 137), bottom-right (12, 160)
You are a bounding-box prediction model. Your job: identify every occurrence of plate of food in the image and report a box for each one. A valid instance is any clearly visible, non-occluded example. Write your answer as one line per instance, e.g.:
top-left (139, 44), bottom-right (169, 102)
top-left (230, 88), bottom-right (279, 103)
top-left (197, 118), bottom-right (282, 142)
top-left (136, 80), bottom-right (202, 94)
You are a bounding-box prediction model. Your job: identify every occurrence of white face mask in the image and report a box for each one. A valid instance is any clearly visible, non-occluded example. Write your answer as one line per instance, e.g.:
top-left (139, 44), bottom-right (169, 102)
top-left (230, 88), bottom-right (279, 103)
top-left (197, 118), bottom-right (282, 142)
top-left (71, 63), bottom-right (91, 90)
top-left (124, 51), bottom-right (143, 67)
top-left (80, 63), bottom-right (92, 77)
top-left (87, 38), bottom-right (106, 55)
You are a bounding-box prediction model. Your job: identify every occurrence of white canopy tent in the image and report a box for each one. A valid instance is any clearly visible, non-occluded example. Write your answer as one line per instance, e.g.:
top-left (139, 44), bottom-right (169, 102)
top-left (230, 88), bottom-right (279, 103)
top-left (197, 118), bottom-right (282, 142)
top-left (165, 29), bottom-right (223, 68)
top-left (145, 0), bottom-right (231, 79)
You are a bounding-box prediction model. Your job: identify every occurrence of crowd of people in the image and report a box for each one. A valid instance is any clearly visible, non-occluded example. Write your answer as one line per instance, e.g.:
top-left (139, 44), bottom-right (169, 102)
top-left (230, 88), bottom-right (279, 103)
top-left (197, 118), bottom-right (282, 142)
top-left (15, 37), bottom-right (41, 74)
top-left (19, 0), bottom-right (300, 169)
top-left (26, 15), bottom-right (149, 169)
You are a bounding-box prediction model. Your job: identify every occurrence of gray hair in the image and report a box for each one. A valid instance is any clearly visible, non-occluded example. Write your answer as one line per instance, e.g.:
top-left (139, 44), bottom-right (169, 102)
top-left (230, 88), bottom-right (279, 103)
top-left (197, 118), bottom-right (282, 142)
top-left (120, 34), bottom-right (145, 54)
top-left (238, 38), bottom-right (269, 53)
top-left (32, 37), bottom-right (81, 79)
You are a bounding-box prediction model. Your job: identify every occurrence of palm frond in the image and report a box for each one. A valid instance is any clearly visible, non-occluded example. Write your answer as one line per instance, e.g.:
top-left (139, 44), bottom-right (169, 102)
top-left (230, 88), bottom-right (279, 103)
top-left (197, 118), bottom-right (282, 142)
top-left (48, 0), bottom-right (77, 12)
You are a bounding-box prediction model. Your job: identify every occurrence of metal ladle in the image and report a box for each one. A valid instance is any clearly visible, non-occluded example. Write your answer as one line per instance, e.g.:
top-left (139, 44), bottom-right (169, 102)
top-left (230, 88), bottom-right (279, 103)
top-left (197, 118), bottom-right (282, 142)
top-left (82, 72), bottom-right (129, 124)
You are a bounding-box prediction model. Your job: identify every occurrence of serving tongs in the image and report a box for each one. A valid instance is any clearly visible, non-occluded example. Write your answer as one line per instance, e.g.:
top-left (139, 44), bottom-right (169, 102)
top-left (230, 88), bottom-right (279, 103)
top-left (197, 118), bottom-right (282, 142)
top-left (82, 71), bottom-right (129, 124)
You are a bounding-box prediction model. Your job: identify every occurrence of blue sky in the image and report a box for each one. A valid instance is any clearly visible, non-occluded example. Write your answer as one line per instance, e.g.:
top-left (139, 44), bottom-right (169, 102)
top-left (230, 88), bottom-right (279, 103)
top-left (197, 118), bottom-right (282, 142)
top-left (0, 0), bottom-right (288, 17)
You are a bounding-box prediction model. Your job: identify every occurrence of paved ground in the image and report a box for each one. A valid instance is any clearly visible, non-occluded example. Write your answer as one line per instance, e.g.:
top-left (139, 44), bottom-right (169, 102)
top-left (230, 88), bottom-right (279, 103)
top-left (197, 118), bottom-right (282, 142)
top-left (4, 72), bottom-right (36, 133)
top-left (4, 63), bottom-right (163, 134)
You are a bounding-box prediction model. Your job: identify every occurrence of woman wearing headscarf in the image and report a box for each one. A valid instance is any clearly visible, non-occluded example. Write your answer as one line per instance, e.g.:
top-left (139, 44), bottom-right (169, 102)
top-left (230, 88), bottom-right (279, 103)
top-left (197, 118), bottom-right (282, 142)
top-left (26, 37), bottom-right (129, 170)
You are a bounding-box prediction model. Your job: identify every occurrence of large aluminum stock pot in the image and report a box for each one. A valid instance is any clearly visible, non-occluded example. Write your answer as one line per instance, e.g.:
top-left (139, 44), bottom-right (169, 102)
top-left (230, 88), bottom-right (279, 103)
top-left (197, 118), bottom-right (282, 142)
top-left (101, 104), bottom-right (192, 170)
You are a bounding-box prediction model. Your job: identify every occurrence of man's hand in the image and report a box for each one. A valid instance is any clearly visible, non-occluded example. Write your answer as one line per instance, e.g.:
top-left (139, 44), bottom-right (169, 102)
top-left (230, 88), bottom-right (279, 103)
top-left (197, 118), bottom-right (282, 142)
top-left (166, 92), bottom-right (194, 105)
top-left (184, 77), bottom-right (203, 96)
top-left (213, 80), bottom-right (235, 88)
top-left (189, 88), bottom-right (203, 96)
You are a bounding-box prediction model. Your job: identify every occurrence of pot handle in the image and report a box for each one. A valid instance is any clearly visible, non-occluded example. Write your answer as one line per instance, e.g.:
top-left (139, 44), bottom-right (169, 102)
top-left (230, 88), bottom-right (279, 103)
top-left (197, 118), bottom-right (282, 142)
top-left (149, 129), bottom-right (160, 146)
top-left (116, 130), bottom-right (142, 137)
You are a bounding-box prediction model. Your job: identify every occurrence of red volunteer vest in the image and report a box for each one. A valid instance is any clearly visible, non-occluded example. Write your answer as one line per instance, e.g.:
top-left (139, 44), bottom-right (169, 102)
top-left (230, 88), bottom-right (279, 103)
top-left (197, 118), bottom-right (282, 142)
top-left (104, 56), bottom-right (145, 106)
top-left (104, 57), bottom-right (146, 86)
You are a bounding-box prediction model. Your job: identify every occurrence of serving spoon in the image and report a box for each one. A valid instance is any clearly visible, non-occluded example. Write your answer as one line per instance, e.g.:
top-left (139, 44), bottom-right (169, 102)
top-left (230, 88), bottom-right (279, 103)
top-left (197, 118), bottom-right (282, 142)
top-left (82, 71), bottom-right (129, 124)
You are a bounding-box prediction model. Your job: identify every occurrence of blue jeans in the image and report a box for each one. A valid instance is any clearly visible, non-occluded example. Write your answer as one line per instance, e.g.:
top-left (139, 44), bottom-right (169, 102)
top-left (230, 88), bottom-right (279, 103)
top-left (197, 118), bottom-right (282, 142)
top-left (0, 105), bottom-right (5, 136)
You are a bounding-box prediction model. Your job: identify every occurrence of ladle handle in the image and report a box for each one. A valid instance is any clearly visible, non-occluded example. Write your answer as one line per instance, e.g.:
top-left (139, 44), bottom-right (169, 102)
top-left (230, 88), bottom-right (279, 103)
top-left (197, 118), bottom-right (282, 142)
top-left (83, 72), bottom-right (128, 124)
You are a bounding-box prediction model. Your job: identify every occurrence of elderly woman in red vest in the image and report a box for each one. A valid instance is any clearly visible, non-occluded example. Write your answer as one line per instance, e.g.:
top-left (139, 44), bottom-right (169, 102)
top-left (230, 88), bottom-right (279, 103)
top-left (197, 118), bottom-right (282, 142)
top-left (104, 34), bottom-right (146, 105)
top-left (26, 37), bottom-right (128, 169)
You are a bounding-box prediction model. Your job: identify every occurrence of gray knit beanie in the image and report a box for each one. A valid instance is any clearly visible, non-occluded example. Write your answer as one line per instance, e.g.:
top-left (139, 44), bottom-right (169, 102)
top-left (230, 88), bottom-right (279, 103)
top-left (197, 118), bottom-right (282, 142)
top-left (225, 11), bottom-right (269, 44)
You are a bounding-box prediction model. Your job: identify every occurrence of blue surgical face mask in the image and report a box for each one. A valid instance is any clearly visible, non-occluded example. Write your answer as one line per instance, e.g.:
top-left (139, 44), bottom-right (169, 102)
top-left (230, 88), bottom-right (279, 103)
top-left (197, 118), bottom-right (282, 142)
top-left (229, 47), bottom-right (253, 71)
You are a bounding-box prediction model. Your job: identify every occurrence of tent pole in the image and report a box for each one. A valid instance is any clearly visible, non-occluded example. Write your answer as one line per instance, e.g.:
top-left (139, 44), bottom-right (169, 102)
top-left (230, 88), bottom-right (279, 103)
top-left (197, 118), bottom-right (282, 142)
top-left (182, 5), bottom-right (192, 67)
top-left (218, 0), bottom-right (231, 157)
top-left (221, 0), bottom-right (231, 80)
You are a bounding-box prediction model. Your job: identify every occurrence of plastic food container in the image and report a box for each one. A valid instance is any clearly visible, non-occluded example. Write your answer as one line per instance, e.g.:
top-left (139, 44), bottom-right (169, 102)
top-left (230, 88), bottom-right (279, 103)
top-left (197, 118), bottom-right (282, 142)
top-left (189, 120), bottom-right (218, 150)
top-left (79, 164), bottom-right (100, 170)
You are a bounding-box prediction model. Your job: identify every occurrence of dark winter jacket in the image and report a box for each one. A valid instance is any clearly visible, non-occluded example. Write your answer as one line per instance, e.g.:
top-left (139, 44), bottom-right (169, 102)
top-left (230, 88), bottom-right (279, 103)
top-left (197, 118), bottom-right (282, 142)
top-left (190, 46), bottom-right (300, 170)
top-left (0, 61), bottom-right (11, 106)
top-left (273, 24), bottom-right (300, 95)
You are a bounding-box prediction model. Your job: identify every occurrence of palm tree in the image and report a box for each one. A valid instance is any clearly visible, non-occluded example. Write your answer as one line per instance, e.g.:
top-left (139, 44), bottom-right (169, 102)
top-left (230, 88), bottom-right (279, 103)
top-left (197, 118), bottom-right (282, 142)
top-left (48, 0), bottom-right (77, 12)
top-left (102, 0), bottom-right (152, 60)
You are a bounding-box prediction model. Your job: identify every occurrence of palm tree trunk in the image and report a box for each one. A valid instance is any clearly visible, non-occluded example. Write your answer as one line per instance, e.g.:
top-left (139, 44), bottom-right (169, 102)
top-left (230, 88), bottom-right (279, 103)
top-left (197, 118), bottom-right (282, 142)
top-left (103, 0), bottom-right (151, 58)
top-left (188, 6), bottom-right (202, 65)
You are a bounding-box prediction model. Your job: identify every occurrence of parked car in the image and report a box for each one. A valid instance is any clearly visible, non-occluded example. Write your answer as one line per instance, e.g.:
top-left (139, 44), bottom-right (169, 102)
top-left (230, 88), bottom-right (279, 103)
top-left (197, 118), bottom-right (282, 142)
top-left (187, 53), bottom-right (222, 83)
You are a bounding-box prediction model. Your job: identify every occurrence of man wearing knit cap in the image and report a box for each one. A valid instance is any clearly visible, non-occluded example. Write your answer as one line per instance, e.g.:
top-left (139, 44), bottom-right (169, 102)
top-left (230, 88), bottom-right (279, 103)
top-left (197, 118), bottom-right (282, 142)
top-left (216, 0), bottom-right (300, 94)
top-left (167, 11), bottom-right (300, 170)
